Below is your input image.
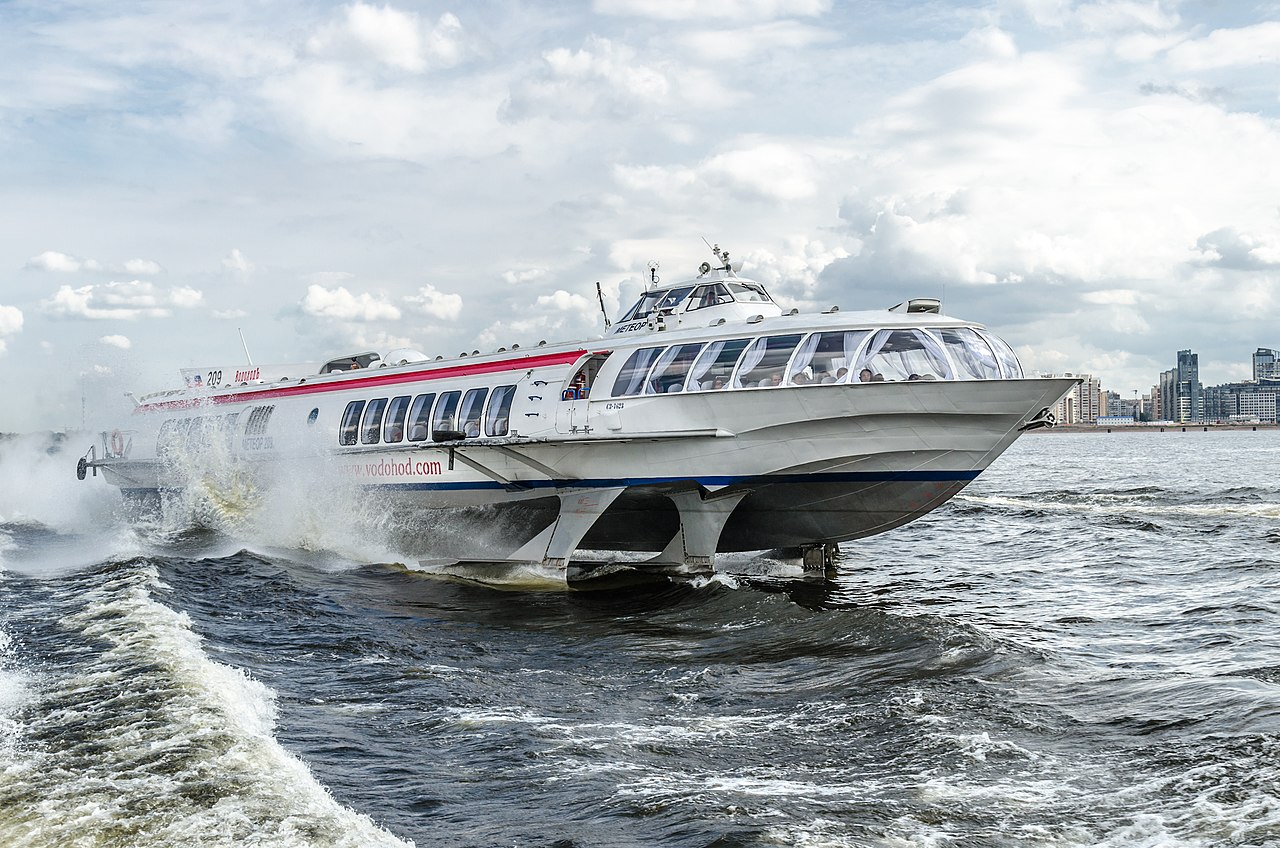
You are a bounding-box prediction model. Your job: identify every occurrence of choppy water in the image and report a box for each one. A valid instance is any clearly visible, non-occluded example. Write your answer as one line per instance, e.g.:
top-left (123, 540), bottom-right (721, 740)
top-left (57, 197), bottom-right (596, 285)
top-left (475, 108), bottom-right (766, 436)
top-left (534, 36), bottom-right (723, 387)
top-left (2, 431), bottom-right (1278, 847)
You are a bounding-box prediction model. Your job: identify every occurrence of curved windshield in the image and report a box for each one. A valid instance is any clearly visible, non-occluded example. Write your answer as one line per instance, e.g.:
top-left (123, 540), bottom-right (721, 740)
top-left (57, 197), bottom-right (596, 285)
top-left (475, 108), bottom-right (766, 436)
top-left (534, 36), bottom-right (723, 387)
top-left (853, 329), bottom-right (953, 382)
top-left (620, 291), bottom-right (666, 322)
top-left (938, 328), bottom-right (1000, 380)
top-left (979, 331), bottom-right (1023, 378)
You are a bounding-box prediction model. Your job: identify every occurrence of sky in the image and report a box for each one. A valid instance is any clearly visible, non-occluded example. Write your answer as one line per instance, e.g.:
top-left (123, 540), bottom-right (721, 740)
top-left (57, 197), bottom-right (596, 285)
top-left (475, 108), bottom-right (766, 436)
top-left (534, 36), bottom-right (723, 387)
top-left (2, 0), bottom-right (1279, 431)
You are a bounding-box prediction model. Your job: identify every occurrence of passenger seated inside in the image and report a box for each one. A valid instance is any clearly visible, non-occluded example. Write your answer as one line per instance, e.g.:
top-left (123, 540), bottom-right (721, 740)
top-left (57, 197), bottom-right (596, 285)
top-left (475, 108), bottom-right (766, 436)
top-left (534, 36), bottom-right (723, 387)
top-left (758, 373), bottom-right (783, 388)
top-left (791, 371), bottom-right (811, 385)
top-left (871, 373), bottom-right (885, 382)
top-left (858, 368), bottom-right (873, 382)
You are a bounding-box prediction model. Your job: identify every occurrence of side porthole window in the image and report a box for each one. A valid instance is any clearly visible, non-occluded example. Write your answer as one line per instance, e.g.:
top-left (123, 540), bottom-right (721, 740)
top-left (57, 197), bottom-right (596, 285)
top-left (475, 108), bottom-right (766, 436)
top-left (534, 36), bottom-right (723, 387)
top-left (307, 408), bottom-right (319, 426)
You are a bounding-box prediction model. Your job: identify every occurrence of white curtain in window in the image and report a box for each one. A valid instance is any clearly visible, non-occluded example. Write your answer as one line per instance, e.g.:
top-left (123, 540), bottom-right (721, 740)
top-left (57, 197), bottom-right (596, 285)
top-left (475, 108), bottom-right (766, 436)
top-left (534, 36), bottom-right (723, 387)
top-left (688, 341), bottom-right (725, 388)
top-left (732, 338), bottom-right (768, 388)
top-left (911, 329), bottom-right (954, 379)
top-left (840, 331), bottom-right (869, 381)
top-left (853, 330), bottom-right (893, 375)
top-left (789, 333), bottom-right (821, 383)
top-left (644, 346), bottom-right (682, 394)
top-left (618, 348), bottom-right (661, 396)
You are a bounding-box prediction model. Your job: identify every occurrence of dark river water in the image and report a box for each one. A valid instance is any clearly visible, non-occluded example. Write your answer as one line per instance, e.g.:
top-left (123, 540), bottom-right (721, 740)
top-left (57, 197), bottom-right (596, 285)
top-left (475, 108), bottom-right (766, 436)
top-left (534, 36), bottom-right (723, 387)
top-left (1, 430), bottom-right (1278, 847)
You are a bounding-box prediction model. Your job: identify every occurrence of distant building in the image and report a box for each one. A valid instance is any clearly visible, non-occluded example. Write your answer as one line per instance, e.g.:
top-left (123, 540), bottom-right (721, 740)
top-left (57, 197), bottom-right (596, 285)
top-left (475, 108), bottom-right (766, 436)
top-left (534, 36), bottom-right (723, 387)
top-left (1105, 391), bottom-right (1140, 421)
top-left (1045, 373), bottom-right (1102, 424)
top-left (1204, 379), bottom-right (1280, 423)
top-left (1176, 349), bottom-right (1202, 422)
top-left (1254, 348), bottom-right (1279, 381)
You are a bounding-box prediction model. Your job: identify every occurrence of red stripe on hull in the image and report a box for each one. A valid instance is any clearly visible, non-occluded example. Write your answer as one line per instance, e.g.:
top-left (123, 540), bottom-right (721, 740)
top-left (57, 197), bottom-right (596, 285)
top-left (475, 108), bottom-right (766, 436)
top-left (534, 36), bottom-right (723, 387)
top-left (137, 349), bottom-right (589, 413)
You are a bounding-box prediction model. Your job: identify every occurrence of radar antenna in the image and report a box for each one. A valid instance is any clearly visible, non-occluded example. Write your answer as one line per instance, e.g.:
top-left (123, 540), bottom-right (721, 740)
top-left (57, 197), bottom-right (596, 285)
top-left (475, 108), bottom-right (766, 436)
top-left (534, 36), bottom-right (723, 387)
top-left (647, 261), bottom-right (660, 289)
top-left (700, 238), bottom-right (734, 272)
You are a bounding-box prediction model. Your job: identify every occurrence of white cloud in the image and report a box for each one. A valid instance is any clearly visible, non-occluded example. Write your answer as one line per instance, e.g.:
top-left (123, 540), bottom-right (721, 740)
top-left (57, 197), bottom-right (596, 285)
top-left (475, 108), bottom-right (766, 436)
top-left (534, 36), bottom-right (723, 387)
top-left (593, 0), bottom-right (830, 22)
top-left (676, 20), bottom-right (839, 61)
top-left (260, 62), bottom-right (507, 159)
top-left (306, 4), bottom-right (466, 72)
top-left (41, 281), bottom-right (205, 320)
top-left (503, 36), bottom-right (733, 122)
top-left (122, 258), bottom-right (162, 275)
top-left (1193, 227), bottom-right (1280, 270)
top-left (99, 334), bottom-right (132, 349)
top-left (26, 250), bottom-right (161, 275)
top-left (222, 248), bottom-right (253, 275)
top-left (0, 304), bottom-right (23, 354)
top-left (300, 284), bottom-right (401, 321)
top-left (1166, 21), bottom-right (1280, 70)
top-left (502, 268), bottom-right (548, 285)
top-left (403, 284), bottom-right (463, 321)
top-left (615, 140), bottom-right (847, 204)
top-left (27, 251), bottom-right (100, 273)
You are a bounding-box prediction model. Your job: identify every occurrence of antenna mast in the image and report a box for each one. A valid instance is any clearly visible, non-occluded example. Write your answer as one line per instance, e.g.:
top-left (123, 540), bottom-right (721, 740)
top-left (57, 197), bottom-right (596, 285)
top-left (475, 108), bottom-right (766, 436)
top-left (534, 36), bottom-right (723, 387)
top-left (595, 282), bottom-right (612, 330)
top-left (238, 328), bottom-right (255, 366)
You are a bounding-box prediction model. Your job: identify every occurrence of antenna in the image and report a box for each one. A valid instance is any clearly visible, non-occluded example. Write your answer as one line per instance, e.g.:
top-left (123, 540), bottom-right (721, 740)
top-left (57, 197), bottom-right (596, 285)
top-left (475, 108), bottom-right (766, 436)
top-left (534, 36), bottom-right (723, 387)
top-left (701, 238), bottom-right (732, 270)
top-left (595, 282), bottom-right (612, 330)
top-left (647, 261), bottom-right (660, 288)
top-left (238, 327), bottom-right (255, 366)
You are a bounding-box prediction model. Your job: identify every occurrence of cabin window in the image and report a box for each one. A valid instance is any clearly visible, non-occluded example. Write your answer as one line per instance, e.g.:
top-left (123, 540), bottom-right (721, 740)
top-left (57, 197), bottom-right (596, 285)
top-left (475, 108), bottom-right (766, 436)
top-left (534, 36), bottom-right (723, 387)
top-left (789, 331), bottom-right (870, 385)
top-left (406, 393), bottom-right (436, 442)
top-left (729, 282), bottom-right (771, 303)
top-left (360, 398), bottom-right (388, 444)
top-left (687, 338), bottom-right (751, 390)
top-left (340, 401), bottom-right (365, 445)
top-left (938, 328), bottom-right (1000, 380)
top-left (383, 395), bottom-right (412, 443)
top-left (486, 385), bottom-right (516, 436)
top-left (655, 286), bottom-right (694, 312)
top-left (611, 347), bottom-right (664, 397)
top-left (157, 419), bottom-right (180, 459)
top-left (853, 329), bottom-right (953, 382)
top-left (645, 343), bottom-right (705, 394)
top-left (459, 387), bottom-right (489, 438)
top-left (733, 334), bottom-right (804, 388)
top-left (620, 291), bottom-right (666, 322)
top-left (978, 331), bottom-right (1023, 379)
top-left (687, 284), bottom-right (734, 311)
top-left (220, 412), bottom-right (240, 449)
top-left (243, 405), bottom-right (276, 450)
top-left (432, 391), bottom-right (462, 439)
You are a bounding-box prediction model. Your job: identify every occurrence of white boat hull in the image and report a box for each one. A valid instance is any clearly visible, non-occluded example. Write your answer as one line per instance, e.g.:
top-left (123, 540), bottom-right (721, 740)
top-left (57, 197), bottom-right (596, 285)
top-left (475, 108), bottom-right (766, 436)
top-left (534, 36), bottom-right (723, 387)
top-left (97, 378), bottom-right (1074, 564)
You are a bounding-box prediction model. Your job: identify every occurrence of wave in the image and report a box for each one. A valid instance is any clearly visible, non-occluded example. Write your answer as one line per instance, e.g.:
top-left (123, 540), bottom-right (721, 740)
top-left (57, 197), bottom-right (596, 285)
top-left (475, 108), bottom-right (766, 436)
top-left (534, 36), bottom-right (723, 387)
top-left (0, 559), bottom-right (412, 848)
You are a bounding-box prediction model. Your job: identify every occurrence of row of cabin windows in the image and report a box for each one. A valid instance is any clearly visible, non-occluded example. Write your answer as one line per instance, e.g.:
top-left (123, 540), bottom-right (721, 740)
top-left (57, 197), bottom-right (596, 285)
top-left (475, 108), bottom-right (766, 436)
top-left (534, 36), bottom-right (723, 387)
top-left (155, 405), bottom-right (274, 455)
top-left (610, 327), bottom-right (1022, 397)
top-left (340, 385), bottom-right (517, 446)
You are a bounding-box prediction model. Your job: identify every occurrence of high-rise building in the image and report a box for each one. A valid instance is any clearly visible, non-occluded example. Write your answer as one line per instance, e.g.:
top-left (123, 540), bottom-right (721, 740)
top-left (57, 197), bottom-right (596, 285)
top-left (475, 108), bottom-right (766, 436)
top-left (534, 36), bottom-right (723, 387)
top-left (1047, 373), bottom-right (1102, 424)
top-left (1176, 349), bottom-right (1201, 422)
top-left (1254, 348), bottom-right (1279, 381)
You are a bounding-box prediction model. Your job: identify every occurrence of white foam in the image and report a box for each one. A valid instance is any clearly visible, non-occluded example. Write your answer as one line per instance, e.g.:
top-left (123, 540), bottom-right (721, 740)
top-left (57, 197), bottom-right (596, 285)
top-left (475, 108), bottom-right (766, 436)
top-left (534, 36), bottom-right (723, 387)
top-left (0, 563), bottom-right (413, 848)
